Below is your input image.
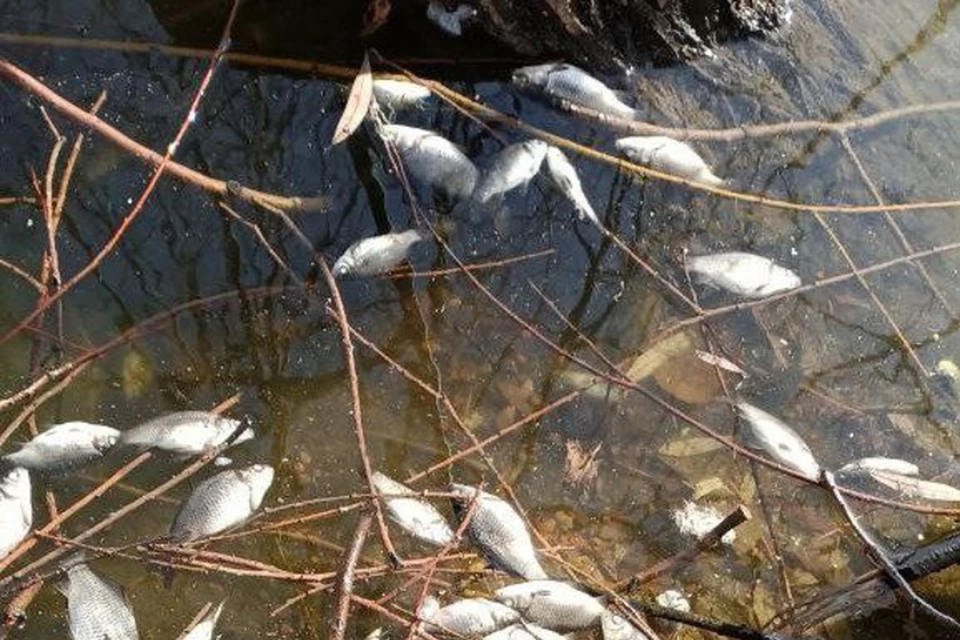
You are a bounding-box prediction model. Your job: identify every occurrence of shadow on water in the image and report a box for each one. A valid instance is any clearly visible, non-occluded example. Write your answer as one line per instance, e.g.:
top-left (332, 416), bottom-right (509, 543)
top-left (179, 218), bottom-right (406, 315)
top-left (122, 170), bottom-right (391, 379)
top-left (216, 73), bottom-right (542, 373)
top-left (2, 0), bottom-right (960, 638)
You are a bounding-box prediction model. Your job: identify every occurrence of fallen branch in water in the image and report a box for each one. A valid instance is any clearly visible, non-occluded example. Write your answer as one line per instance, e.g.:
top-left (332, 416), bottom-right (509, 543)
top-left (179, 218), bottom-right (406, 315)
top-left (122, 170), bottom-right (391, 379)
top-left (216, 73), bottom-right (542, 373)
top-left (331, 513), bottom-right (373, 640)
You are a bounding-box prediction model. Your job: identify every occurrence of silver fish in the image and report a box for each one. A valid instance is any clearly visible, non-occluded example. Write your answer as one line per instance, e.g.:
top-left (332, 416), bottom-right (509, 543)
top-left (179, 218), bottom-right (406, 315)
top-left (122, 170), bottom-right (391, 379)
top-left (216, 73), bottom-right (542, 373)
top-left (0, 467), bottom-right (31, 559)
top-left (423, 597), bottom-right (520, 636)
top-left (494, 580), bottom-right (604, 632)
top-left (372, 79), bottom-right (432, 110)
top-left (182, 600), bottom-right (225, 640)
top-left (736, 401), bottom-right (821, 481)
top-left (3, 422), bottom-right (119, 474)
top-left (449, 484), bottom-right (548, 580)
top-left (171, 464), bottom-right (274, 541)
top-left (333, 229), bottom-right (428, 277)
top-left (380, 124), bottom-right (479, 200)
top-left (615, 136), bottom-right (722, 185)
top-left (543, 146), bottom-right (600, 228)
top-left (686, 252), bottom-right (801, 298)
top-left (600, 610), bottom-right (653, 640)
top-left (426, 0), bottom-right (476, 36)
top-left (483, 622), bottom-right (569, 639)
top-left (60, 562), bottom-right (140, 640)
top-left (838, 457), bottom-right (920, 477)
top-left (512, 63), bottom-right (637, 120)
top-left (372, 471), bottom-right (454, 546)
top-left (119, 411), bottom-right (253, 457)
top-left (473, 140), bottom-right (549, 204)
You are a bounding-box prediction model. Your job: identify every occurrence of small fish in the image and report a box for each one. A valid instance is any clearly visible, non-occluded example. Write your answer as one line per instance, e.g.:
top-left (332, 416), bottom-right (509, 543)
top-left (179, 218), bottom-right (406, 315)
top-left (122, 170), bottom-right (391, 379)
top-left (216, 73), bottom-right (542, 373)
top-left (171, 464), bottom-right (274, 541)
top-left (333, 229), bottom-right (428, 277)
top-left (181, 600), bottom-right (225, 640)
top-left (736, 401), bottom-right (821, 481)
top-left (380, 124), bottom-right (479, 200)
top-left (119, 411), bottom-right (253, 457)
top-left (423, 597), bottom-right (520, 636)
top-left (600, 610), bottom-right (653, 640)
top-left (449, 484), bottom-right (548, 580)
top-left (0, 467), bottom-right (31, 559)
top-left (372, 471), bottom-right (454, 546)
top-left (426, 0), bottom-right (476, 36)
top-left (59, 562), bottom-right (140, 640)
top-left (615, 136), bottom-right (722, 185)
top-left (372, 79), bottom-right (432, 110)
top-left (473, 140), bottom-right (549, 204)
top-left (838, 457), bottom-right (920, 477)
top-left (483, 622), bottom-right (569, 639)
top-left (686, 252), bottom-right (801, 298)
top-left (494, 580), bottom-right (604, 632)
top-left (2, 422), bottom-right (120, 474)
top-left (512, 63), bottom-right (637, 120)
top-left (543, 146), bottom-right (600, 228)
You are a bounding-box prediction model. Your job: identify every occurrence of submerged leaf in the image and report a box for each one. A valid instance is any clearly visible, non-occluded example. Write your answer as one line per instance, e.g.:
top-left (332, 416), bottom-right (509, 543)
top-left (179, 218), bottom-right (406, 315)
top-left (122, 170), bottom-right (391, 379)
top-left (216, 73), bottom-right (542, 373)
top-left (659, 435), bottom-right (725, 457)
top-left (332, 53), bottom-right (372, 145)
top-left (564, 440), bottom-right (601, 487)
top-left (625, 332), bottom-right (692, 382)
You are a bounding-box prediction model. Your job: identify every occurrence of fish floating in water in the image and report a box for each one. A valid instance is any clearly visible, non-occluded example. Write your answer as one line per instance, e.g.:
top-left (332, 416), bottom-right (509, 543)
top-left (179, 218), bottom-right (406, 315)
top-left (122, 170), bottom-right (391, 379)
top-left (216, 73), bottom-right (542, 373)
top-left (119, 411), bottom-right (253, 458)
top-left (372, 471), bottom-right (454, 546)
top-left (426, 0), bottom-right (477, 36)
top-left (171, 464), bottom-right (274, 541)
top-left (686, 252), bottom-right (801, 299)
top-left (483, 622), bottom-right (569, 639)
top-left (600, 610), bottom-right (653, 640)
top-left (449, 483), bottom-right (548, 580)
top-left (59, 561), bottom-right (140, 640)
top-left (736, 401), bottom-right (822, 481)
top-left (421, 595), bottom-right (520, 636)
top-left (513, 63), bottom-right (637, 120)
top-left (615, 136), bottom-right (722, 186)
top-left (0, 467), bottom-right (31, 560)
top-left (543, 146), bottom-right (600, 228)
top-left (333, 229), bottom-right (428, 277)
top-left (380, 124), bottom-right (479, 200)
top-left (473, 140), bottom-right (549, 204)
top-left (181, 600), bottom-right (226, 640)
top-left (371, 79), bottom-right (431, 111)
top-left (494, 580), bottom-right (605, 632)
top-left (2, 422), bottom-right (120, 474)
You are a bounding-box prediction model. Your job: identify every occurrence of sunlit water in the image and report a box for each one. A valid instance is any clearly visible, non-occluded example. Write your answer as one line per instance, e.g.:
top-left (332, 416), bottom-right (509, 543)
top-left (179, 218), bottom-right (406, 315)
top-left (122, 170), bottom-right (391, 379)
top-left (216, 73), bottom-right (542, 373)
top-left (2, 0), bottom-right (960, 638)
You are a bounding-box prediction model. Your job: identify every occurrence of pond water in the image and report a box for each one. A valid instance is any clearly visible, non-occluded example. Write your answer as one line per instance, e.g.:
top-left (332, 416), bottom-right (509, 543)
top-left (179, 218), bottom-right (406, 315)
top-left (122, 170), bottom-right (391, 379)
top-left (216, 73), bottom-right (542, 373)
top-left (2, 0), bottom-right (960, 638)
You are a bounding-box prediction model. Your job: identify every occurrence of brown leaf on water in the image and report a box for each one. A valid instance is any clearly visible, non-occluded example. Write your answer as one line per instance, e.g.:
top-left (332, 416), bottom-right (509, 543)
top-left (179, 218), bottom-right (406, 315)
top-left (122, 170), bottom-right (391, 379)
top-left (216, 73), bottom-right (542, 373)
top-left (564, 440), bottom-right (601, 488)
top-left (331, 53), bottom-right (373, 145)
top-left (659, 435), bottom-right (725, 458)
top-left (360, 0), bottom-right (392, 36)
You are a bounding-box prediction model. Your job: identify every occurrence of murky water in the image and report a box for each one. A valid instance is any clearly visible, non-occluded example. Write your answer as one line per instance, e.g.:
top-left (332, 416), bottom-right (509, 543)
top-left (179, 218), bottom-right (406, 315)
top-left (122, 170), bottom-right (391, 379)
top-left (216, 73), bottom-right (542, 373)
top-left (2, 0), bottom-right (960, 638)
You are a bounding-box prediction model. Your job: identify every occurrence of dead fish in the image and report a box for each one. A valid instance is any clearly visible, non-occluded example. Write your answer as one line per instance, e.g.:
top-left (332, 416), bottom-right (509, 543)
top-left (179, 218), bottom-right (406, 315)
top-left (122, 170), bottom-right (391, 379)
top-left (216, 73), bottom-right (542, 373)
top-left (372, 471), bottom-right (454, 546)
top-left (333, 229), bottom-right (428, 277)
top-left (838, 457), bottom-right (920, 477)
top-left (181, 600), bottom-right (225, 640)
top-left (423, 597), bottom-right (521, 636)
top-left (449, 484), bottom-right (548, 580)
top-left (600, 610), bottom-right (653, 640)
top-left (0, 467), bottom-right (31, 560)
top-left (615, 136), bottom-right (722, 185)
top-left (171, 464), bottom-right (274, 541)
top-left (427, 0), bottom-right (477, 36)
top-left (494, 580), bottom-right (604, 632)
top-left (59, 562), bottom-right (140, 640)
top-left (736, 401), bottom-right (821, 481)
top-left (483, 622), bottom-right (569, 639)
top-left (2, 422), bottom-right (120, 474)
top-left (686, 252), bottom-right (801, 298)
top-left (119, 411), bottom-right (253, 457)
top-left (473, 140), bottom-right (549, 204)
top-left (512, 63), bottom-right (637, 120)
top-left (380, 124), bottom-right (479, 200)
top-left (544, 146), bottom-right (600, 228)
top-left (372, 79), bottom-right (431, 110)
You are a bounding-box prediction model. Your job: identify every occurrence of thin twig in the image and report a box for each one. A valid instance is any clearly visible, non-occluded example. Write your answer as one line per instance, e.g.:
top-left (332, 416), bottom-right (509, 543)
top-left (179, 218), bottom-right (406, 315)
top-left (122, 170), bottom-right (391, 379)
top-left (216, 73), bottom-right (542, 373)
top-left (331, 514), bottom-right (373, 640)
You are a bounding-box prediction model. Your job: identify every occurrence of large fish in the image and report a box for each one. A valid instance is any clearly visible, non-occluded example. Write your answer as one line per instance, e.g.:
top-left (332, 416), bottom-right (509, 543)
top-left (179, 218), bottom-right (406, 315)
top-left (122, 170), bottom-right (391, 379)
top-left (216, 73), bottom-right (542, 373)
top-left (512, 63), bottom-right (637, 120)
top-left (543, 146), bottom-right (600, 228)
top-left (333, 230), bottom-right (428, 277)
top-left (171, 464), bottom-right (274, 541)
top-left (0, 467), bottom-right (31, 560)
top-left (494, 580), bottom-right (604, 632)
top-left (181, 600), bottom-right (226, 640)
top-left (59, 561), bottom-right (140, 640)
top-left (483, 622), bottom-right (569, 639)
top-left (736, 401), bottom-right (821, 481)
top-left (686, 252), bottom-right (801, 299)
top-left (422, 596), bottom-right (520, 636)
top-left (371, 471), bottom-right (454, 546)
top-left (449, 484), bottom-right (548, 580)
top-left (380, 124), bottom-right (479, 200)
top-left (2, 422), bottom-right (119, 474)
top-left (119, 411), bottom-right (253, 457)
top-left (473, 140), bottom-right (549, 204)
top-left (615, 136), bottom-right (722, 185)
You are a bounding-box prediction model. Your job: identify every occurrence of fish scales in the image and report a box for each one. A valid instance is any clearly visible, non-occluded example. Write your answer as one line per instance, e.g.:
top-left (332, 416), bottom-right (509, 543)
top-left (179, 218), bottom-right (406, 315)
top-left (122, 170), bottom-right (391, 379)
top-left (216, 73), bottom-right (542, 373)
top-left (171, 464), bottom-right (274, 541)
top-left (381, 124), bottom-right (478, 200)
top-left (544, 146), bottom-right (600, 227)
top-left (495, 580), bottom-right (604, 632)
top-left (449, 484), bottom-right (548, 580)
top-left (513, 63), bottom-right (637, 120)
top-left (372, 471), bottom-right (454, 546)
top-left (333, 230), bottom-right (427, 277)
top-left (473, 140), bottom-right (548, 204)
top-left (3, 422), bottom-right (120, 474)
top-left (601, 610), bottom-right (654, 639)
top-left (61, 563), bottom-right (140, 640)
top-left (686, 252), bottom-right (800, 298)
top-left (424, 597), bottom-right (520, 636)
top-left (615, 136), bottom-right (722, 185)
top-left (482, 623), bottom-right (569, 639)
top-left (119, 411), bottom-right (252, 456)
top-left (0, 467), bottom-right (31, 559)
top-left (736, 401), bottom-right (821, 481)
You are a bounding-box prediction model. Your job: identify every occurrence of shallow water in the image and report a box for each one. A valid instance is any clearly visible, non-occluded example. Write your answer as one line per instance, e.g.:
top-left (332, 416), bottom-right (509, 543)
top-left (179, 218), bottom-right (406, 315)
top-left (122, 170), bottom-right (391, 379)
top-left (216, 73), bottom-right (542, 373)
top-left (2, 0), bottom-right (960, 638)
